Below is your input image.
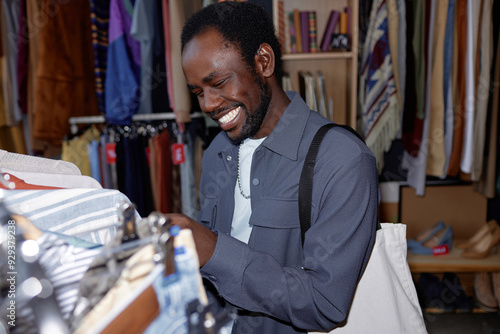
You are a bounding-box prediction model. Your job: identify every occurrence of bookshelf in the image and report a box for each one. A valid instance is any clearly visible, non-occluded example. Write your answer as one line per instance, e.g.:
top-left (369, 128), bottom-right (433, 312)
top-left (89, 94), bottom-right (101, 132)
top-left (272, 0), bottom-right (359, 127)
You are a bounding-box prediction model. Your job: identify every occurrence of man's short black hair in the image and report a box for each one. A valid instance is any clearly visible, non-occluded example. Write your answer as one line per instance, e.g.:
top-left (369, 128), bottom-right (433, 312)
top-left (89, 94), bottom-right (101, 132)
top-left (181, 1), bottom-right (283, 82)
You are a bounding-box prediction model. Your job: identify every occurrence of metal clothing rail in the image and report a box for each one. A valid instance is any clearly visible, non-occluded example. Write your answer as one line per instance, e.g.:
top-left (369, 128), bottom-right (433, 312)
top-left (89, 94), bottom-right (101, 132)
top-left (68, 112), bottom-right (204, 125)
top-left (68, 112), bottom-right (204, 134)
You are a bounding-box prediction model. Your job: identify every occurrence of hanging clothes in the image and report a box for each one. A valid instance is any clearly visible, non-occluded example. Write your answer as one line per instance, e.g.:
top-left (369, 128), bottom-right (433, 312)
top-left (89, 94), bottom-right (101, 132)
top-left (425, 0), bottom-right (448, 177)
top-left (131, 0), bottom-right (156, 115)
top-left (441, 0), bottom-right (456, 179)
top-left (446, 0), bottom-right (468, 177)
top-left (1, 0), bottom-right (22, 123)
top-left (471, 0), bottom-right (493, 181)
top-left (90, 0), bottom-right (111, 115)
top-left (33, 0), bottom-right (100, 145)
top-left (105, 0), bottom-right (141, 125)
top-left (359, 0), bottom-right (399, 172)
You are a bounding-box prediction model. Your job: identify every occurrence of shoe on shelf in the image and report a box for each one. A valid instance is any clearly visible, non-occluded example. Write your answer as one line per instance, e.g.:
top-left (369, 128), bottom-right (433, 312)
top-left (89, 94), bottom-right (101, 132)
top-left (456, 220), bottom-right (498, 249)
top-left (461, 224), bottom-right (500, 259)
top-left (474, 272), bottom-right (499, 312)
top-left (492, 272), bottom-right (500, 309)
top-left (416, 273), bottom-right (455, 312)
top-left (407, 221), bottom-right (453, 255)
top-left (441, 272), bottom-right (474, 313)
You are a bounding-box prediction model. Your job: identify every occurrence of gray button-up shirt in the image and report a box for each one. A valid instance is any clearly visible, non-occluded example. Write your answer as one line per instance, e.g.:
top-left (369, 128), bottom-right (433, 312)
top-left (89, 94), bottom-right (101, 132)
top-left (198, 92), bottom-right (379, 333)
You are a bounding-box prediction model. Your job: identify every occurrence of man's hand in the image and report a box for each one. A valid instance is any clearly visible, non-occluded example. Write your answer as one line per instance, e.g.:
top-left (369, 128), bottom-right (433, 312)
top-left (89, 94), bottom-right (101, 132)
top-left (163, 213), bottom-right (217, 267)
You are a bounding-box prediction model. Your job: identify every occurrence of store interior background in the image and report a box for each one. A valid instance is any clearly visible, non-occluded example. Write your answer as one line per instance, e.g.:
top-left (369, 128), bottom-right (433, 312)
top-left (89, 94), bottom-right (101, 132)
top-left (1, 0), bottom-right (500, 333)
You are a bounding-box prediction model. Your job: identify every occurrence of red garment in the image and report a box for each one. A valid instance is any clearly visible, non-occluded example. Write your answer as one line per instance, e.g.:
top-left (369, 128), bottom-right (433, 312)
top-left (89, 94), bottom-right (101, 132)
top-left (0, 174), bottom-right (62, 190)
top-left (155, 130), bottom-right (173, 213)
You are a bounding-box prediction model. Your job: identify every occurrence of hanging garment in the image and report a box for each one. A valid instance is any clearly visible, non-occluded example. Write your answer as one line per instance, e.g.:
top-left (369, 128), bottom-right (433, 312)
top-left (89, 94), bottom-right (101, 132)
top-left (447, 0), bottom-right (468, 176)
top-left (115, 134), bottom-right (154, 217)
top-left (475, 17), bottom-right (500, 198)
top-left (402, 0), bottom-right (436, 196)
top-left (33, 0), bottom-right (100, 144)
top-left (402, 0), bottom-right (426, 157)
top-left (155, 128), bottom-right (173, 213)
top-left (472, 0), bottom-right (493, 181)
top-left (396, 0), bottom-right (407, 138)
top-left (105, 0), bottom-right (141, 125)
top-left (131, 0), bottom-right (156, 115)
top-left (1, 0), bottom-right (22, 123)
top-left (0, 3), bottom-right (16, 127)
top-left (16, 0), bottom-right (28, 116)
top-left (460, 0), bottom-right (481, 175)
top-left (359, 0), bottom-right (399, 172)
top-left (425, 0), bottom-right (448, 177)
top-left (62, 126), bottom-right (102, 177)
top-left (90, 0), bottom-right (111, 114)
top-left (441, 0), bottom-right (456, 178)
top-left (24, 0), bottom-right (59, 156)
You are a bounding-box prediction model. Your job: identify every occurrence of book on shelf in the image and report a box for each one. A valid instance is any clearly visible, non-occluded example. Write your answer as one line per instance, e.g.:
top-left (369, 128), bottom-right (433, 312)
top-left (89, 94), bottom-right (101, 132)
top-left (293, 9), bottom-right (302, 53)
top-left (339, 11), bottom-right (348, 34)
top-left (278, 0), bottom-right (285, 52)
top-left (298, 71), bottom-right (318, 112)
top-left (308, 11), bottom-right (318, 53)
top-left (300, 11), bottom-right (310, 53)
top-left (316, 71), bottom-right (328, 118)
top-left (288, 11), bottom-right (297, 53)
top-left (320, 10), bottom-right (340, 52)
top-left (282, 73), bottom-right (294, 92)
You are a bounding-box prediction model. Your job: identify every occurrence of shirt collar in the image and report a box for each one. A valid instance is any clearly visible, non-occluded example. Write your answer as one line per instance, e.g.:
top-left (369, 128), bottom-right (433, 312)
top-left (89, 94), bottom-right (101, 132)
top-left (261, 91), bottom-right (309, 161)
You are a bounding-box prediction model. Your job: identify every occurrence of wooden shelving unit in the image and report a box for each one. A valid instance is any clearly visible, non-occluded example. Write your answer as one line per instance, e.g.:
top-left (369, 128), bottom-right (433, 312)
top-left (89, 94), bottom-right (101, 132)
top-left (407, 242), bottom-right (500, 273)
top-left (272, 0), bottom-right (359, 127)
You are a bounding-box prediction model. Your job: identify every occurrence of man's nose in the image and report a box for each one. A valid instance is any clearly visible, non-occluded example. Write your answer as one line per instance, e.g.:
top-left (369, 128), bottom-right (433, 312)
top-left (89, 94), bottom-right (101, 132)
top-left (202, 88), bottom-right (223, 114)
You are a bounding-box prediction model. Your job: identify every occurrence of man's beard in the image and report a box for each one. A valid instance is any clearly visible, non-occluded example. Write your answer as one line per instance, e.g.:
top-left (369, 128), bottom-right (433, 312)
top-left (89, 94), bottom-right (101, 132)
top-left (228, 78), bottom-right (271, 145)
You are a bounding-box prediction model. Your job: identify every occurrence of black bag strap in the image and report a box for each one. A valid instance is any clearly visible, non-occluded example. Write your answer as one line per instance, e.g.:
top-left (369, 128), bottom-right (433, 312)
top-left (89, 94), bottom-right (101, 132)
top-left (298, 123), bottom-right (365, 247)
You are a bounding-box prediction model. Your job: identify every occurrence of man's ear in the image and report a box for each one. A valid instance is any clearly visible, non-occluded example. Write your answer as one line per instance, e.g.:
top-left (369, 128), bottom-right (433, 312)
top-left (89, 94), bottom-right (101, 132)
top-left (255, 43), bottom-right (275, 78)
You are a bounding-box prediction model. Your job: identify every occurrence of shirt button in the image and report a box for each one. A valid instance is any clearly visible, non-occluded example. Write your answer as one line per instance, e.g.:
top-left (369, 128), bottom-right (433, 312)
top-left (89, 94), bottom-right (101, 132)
top-left (252, 178), bottom-right (260, 186)
top-left (208, 275), bottom-right (217, 282)
top-left (227, 155), bottom-right (232, 161)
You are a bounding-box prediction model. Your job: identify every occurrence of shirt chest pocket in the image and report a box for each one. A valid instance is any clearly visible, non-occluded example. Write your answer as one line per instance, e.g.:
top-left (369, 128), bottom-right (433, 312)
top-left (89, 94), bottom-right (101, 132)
top-left (250, 198), bottom-right (300, 229)
top-left (199, 197), bottom-right (218, 229)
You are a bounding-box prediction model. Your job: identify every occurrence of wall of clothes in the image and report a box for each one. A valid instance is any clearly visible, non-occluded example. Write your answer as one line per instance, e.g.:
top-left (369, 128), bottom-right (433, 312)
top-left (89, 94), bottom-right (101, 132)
top-left (359, 0), bottom-right (500, 199)
top-left (0, 0), bottom-right (205, 157)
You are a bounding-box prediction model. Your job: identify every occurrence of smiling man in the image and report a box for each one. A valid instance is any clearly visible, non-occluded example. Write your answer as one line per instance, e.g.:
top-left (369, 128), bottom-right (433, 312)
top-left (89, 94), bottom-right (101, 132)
top-left (165, 2), bottom-right (379, 333)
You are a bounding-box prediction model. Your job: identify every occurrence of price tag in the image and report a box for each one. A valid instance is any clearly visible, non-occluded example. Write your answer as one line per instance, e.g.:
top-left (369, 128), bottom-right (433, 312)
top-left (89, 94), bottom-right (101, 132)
top-left (172, 143), bottom-right (185, 165)
top-left (105, 143), bottom-right (117, 164)
top-left (432, 244), bottom-right (449, 256)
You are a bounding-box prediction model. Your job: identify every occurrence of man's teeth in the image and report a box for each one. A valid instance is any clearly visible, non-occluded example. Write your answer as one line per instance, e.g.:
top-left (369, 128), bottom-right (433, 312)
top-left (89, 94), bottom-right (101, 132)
top-left (219, 107), bottom-right (240, 124)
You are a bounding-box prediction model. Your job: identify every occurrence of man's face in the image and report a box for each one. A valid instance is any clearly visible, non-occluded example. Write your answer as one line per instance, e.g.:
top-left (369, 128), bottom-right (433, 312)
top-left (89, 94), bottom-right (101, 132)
top-left (182, 28), bottom-right (271, 144)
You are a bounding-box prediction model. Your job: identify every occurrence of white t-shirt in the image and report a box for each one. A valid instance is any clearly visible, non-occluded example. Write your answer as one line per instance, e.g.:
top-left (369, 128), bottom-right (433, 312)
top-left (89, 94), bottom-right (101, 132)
top-left (230, 137), bottom-right (266, 244)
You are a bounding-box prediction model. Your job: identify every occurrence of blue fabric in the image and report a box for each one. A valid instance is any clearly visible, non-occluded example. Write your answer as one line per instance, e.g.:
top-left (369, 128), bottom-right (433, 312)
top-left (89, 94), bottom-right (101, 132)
top-left (144, 246), bottom-right (202, 334)
top-left (105, 34), bottom-right (141, 125)
top-left (197, 92), bottom-right (379, 333)
top-left (89, 140), bottom-right (102, 185)
top-left (442, 0), bottom-right (455, 123)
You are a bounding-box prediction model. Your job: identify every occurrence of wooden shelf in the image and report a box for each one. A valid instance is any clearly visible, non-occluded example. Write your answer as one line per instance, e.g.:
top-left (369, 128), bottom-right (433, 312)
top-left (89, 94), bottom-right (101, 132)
top-left (282, 51), bottom-right (355, 61)
top-left (407, 242), bottom-right (500, 273)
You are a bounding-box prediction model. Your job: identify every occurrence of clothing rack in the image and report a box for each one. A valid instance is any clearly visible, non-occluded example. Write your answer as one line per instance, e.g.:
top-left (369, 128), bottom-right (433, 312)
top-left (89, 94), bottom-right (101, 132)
top-left (68, 112), bottom-right (205, 134)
